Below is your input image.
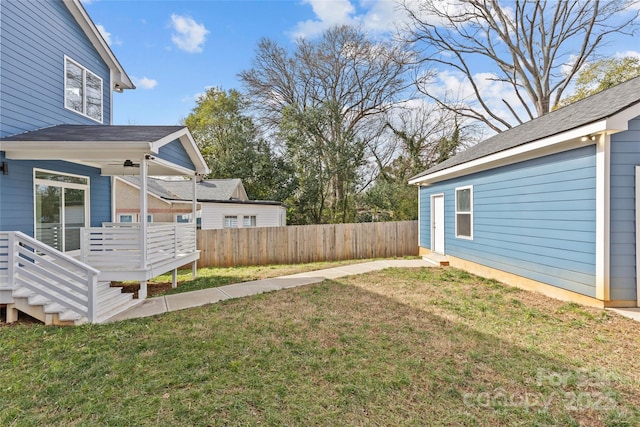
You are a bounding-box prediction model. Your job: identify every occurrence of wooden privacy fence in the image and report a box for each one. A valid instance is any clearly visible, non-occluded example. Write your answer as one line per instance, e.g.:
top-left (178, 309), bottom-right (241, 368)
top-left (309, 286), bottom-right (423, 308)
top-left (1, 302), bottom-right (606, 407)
top-left (196, 220), bottom-right (418, 267)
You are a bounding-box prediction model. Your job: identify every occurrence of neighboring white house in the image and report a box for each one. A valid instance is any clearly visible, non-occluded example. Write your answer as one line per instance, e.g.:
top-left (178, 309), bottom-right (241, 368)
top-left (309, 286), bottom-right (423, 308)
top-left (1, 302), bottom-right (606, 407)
top-left (115, 176), bottom-right (287, 229)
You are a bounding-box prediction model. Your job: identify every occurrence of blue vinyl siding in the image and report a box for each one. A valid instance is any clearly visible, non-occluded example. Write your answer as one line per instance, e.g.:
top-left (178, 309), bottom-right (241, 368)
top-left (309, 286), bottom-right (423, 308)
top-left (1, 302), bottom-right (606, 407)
top-left (420, 145), bottom-right (597, 297)
top-left (157, 139), bottom-right (196, 171)
top-left (609, 116), bottom-right (640, 301)
top-left (0, 0), bottom-right (111, 137)
top-left (0, 153), bottom-right (110, 236)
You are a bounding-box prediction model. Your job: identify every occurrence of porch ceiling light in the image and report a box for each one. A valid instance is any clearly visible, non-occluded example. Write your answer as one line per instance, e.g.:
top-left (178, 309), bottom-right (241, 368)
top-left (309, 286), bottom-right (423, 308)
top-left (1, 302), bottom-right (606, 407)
top-left (581, 135), bottom-right (596, 142)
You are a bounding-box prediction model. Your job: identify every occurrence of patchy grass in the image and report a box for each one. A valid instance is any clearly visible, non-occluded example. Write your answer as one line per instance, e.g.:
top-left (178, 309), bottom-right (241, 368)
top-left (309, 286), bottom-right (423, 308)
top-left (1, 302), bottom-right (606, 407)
top-left (2, 267), bottom-right (640, 426)
top-left (115, 258), bottom-right (391, 297)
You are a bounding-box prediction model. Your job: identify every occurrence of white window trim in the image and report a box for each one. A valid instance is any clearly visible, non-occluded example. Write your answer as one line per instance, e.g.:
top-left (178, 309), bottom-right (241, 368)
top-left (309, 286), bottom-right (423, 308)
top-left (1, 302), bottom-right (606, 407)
top-left (118, 213), bottom-right (153, 223)
top-left (224, 215), bottom-right (238, 228)
top-left (454, 185), bottom-right (473, 240)
top-left (33, 168), bottom-right (91, 253)
top-left (64, 55), bottom-right (103, 123)
top-left (243, 215), bottom-right (257, 227)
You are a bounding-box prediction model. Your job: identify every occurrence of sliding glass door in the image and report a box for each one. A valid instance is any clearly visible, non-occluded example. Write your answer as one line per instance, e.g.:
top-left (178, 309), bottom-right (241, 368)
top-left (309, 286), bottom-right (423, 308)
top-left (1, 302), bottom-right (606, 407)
top-left (34, 170), bottom-right (89, 252)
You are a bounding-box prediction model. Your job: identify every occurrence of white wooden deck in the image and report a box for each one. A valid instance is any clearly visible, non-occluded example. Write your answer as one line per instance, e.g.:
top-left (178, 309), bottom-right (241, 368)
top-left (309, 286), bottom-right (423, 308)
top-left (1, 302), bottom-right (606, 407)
top-left (1, 222), bottom-right (199, 324)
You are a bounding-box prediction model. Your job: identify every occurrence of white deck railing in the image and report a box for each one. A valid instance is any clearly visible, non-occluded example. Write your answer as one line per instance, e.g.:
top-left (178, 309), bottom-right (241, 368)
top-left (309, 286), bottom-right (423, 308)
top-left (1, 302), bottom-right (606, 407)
top-left (80, 223), bottom-right (196, 271)
top-left (0, 231), bottom-right (100, 322)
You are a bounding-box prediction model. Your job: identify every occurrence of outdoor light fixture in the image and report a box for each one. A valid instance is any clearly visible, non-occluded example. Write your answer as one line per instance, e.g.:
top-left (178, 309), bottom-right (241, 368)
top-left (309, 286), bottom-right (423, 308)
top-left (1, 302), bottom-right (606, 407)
top-left (0, 161), bottom-right (7, 175)
top-left (581, 135), bottom-right (596, 142)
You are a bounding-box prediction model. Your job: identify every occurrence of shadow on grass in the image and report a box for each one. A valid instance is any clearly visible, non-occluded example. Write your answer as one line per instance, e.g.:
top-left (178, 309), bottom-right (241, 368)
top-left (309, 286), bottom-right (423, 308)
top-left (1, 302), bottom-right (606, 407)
top-left (2, 271), bottom-right (639, 426)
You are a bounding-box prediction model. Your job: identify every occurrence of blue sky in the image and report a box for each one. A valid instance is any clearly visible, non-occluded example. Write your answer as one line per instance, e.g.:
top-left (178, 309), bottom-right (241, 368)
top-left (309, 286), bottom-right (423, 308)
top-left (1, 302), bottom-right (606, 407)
top-left (83, 0), bottom-right (403, 125)
top-left (82, 0), bottom-right (640, 127)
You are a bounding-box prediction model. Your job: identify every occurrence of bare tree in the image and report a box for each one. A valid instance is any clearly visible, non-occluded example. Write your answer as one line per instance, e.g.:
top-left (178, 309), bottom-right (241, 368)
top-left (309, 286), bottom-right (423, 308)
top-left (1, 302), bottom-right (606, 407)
top-left (401, 0), bottom-right (639, 133)
top-left (240, 25), bottom-right (412, 223)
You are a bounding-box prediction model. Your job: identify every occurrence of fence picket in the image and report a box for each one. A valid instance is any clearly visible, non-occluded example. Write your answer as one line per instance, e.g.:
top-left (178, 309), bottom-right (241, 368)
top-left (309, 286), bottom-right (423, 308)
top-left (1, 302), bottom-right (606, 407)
top-left (196, 221), bottom-right (418, 267)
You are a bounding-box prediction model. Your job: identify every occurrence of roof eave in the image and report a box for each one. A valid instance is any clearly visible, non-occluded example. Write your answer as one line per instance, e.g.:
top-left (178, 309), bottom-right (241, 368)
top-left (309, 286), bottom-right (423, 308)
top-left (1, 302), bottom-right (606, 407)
top-left (409, 120), bottom-right (609, 186)
top-left (151, 128), bottom-right (211, 176)
top-left (63, 0), bottom-right (134, 91)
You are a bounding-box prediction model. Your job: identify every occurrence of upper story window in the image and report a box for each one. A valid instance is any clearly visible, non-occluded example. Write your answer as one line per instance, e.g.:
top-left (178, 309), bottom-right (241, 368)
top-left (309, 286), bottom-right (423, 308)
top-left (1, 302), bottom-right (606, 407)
top-left (65, 56), bottom-right (103, 123)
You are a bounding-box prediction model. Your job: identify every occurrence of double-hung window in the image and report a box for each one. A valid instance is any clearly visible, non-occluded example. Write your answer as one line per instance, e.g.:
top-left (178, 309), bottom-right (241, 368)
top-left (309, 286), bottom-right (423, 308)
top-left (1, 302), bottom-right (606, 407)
top-left (243, 215), bottom-right (257, 227)
top-left (65, 56), bottom-right (103, 122)
top-left (224, 216), bottom-right (238, 228)
top-left (455, 186), bottom-right (473, 239)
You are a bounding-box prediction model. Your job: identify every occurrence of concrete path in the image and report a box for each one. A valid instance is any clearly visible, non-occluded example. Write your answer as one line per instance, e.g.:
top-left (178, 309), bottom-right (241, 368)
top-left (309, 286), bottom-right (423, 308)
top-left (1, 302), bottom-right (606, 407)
top-left (106, 258), bottom-right (640, 323)
top-left (107, 259), bottom-right (431, 322)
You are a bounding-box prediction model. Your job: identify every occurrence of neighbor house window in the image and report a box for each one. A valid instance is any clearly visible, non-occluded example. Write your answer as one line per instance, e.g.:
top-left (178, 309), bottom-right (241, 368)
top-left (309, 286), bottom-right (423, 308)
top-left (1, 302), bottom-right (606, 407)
top-left (243, 215), bottom-right (257, 227)
top-left (224, 216), bottom-right (238, 228)
top-left (176, 214), bottom-right (190, 223)
top-left (118, 214), bottom-right (152, 223)
top-left (65, 56), bottom-right (103, 122)
top-left (119, 214), bottom-right (134, 223)
top-left (455, 186), bottom-right (473, 239)
top-left (34, 169), bottom-right (89, 252)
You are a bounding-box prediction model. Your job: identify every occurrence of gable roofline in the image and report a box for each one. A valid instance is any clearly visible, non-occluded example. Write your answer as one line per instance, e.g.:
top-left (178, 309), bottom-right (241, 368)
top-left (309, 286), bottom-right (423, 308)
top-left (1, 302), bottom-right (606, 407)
top-left (409, 76), bottom-right (640, 186)
top-left (1, 125), bottom-right (210, 176)
top-left (63, 0), bottom-right (134, 92)
top-left (114, 176), bottom-right (173, 206)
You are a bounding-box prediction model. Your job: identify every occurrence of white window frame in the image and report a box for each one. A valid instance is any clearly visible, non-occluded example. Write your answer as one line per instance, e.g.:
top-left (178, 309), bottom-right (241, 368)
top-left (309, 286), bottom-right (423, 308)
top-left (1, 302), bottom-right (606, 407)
top-left (64, 56), bottom-right (103, 123)
top-left (454, 185), bottom-right (473, 240)
top-left (243, 215), bottom-right (257, 227)
top-left (118, 214), bottom-right (135, 223)
top-left (33, 168), bottom-right (90, 253)
top-left (224, 215), bottom-right (238, 228)
top-left (117, 213), bottom-right (153, 223)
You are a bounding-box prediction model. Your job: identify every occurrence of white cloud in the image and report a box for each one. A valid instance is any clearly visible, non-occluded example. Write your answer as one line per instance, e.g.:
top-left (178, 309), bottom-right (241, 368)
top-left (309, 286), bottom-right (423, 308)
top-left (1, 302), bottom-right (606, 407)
top-left (134, 77), bottom-right (158, 90)
top-left (96, 24), bottom-right (112, 45)
top-left (616, 50), bottom-right (640, 60)
top-left (96, 23), bottom-right (122, 46)
top-left (170, 14), bottom-right (209, 53)
top-left (291, 0), bottom-right (406, 39)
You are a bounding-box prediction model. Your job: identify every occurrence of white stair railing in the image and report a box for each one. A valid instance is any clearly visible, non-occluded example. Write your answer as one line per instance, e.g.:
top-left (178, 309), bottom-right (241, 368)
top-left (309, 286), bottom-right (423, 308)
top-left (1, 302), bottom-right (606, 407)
top-left (1, 231), bottom-right (100, 322)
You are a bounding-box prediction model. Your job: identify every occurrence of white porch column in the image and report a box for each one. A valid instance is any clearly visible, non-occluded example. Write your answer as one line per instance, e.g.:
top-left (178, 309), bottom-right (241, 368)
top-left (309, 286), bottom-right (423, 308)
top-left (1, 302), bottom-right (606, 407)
top-left (139, 155), bottom-right (148, 299)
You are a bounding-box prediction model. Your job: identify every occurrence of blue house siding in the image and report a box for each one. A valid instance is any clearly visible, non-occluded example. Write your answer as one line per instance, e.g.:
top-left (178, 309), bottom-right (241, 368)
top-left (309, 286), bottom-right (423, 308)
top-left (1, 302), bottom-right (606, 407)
top-left (609, 116), bottom-right (640, 301)
top-left (420, 145), bottom-right (597, 297)
top-left (0, 154), bottom-right (110, 236)
top-left (157, 139), bottom-right (196, 171)
top-left (0, 0), bottom-right (111, 138)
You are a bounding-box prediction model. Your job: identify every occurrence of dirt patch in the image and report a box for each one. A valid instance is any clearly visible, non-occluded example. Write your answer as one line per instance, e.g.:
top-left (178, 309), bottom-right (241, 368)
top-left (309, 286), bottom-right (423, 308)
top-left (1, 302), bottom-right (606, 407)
top-left (111, 281), bottom-right (180, 299)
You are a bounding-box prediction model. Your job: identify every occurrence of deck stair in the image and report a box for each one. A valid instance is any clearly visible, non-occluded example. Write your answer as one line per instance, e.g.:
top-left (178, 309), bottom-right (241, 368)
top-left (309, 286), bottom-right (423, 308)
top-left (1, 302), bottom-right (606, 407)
top-left (10, 280), bottom-right (137, 325)
top-left (1, 231), bottom-right (140, 325)
top-left (422, 253), bottom-right (450, 267)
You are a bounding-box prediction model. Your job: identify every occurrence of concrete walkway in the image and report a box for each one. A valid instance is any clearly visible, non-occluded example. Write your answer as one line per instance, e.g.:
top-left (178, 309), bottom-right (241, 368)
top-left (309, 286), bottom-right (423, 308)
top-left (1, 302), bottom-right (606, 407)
top-left (106, 258), bottom-right (640, 323)
top-left (107, 259), bottom-right (431, 322)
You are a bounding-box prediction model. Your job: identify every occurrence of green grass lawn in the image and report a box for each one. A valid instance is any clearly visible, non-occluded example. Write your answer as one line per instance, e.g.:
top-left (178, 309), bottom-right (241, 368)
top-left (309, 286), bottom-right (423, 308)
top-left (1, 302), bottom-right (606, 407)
top-left (2, 267), bottom-right (639, 426)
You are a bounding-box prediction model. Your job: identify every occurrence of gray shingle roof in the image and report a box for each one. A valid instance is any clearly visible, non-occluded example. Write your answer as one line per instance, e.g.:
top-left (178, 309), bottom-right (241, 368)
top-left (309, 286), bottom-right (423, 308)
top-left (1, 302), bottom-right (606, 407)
top-left (122, 176), bottom-right (249, 202)
top-left (410, 76), bottom-right (640, 182)
top-left (0, 125), bottom-right (185, 142)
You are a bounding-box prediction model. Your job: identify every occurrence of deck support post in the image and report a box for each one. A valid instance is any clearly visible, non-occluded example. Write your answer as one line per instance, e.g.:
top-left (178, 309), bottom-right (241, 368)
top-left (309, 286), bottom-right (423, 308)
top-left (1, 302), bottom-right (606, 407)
top-left (139, 281), bottom-right (147, 299)
top-left (172, 269), bottom-right (177, 288)
top-left (5, 303), bottom-right (18, 323)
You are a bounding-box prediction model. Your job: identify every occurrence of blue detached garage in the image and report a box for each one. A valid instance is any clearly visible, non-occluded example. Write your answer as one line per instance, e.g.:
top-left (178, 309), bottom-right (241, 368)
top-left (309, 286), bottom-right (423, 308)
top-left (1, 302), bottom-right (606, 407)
top-left (410, 76), bottom-right (640, 308)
